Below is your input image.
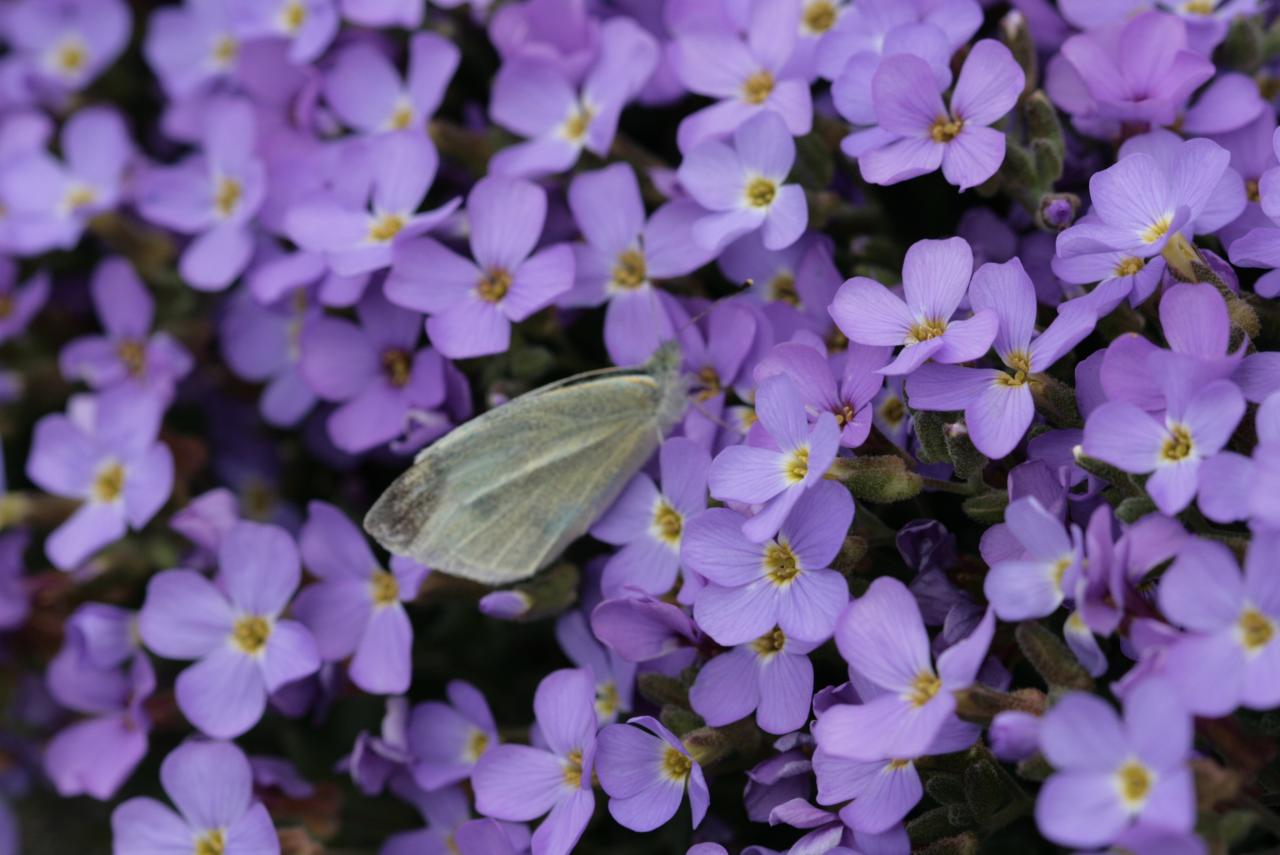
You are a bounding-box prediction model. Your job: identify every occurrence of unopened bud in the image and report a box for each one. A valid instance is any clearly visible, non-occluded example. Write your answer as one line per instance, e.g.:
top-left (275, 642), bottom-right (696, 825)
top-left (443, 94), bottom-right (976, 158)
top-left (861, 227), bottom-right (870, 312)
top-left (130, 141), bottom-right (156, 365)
top-left (835, 455), bottom-right (924, 503)
top-left (1037, 193), bottom-right (1077, 231)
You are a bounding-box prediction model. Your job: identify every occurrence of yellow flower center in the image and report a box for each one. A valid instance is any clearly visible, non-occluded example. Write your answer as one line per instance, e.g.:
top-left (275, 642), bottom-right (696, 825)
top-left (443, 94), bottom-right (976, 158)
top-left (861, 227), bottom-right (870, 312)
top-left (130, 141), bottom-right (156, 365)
top-left (212, 35), bottom-right (238, 69)
top-left (887, 758), bottom-right (912, 770)
top-left (745, 177), bottom-right (777, 209)
top-left (784, 446), bottom-right (809, 483)
top-left (751, 626), bottom-right (788, 657)
top-left (996, 350), bottom-right (1032, 387)
top-left (116, 339), bottom-right (147, 376)
top-left (769, 273), bottom-right (800, 306)
top-left (929, 116), bottom-right (964, 143)
top-left (1114, 760), bottom-right (1153, 809)
top-left (1114, 256), bottom-right (1145, 277)
top-left (64, 185), bottom-right (97, 212)
top-left (906, 318), bottom-right (947, 344)
top-left (214, 177), bottom-right (243, 219)
top-left (370, 569), bottom-right (400, 607)
top-left (661, 744), bottom-right (693, 782)
top-left (92, 461), bottom-right (127, 503)
top-left (763, 542), bottom-right (801, 585)
top-left (280, 0), bottom-right (307, 33)
top-left (1182, 0), bottom-right (1215, 13)
top-left (802, 0), bottom-right (838, 34)
top-left (1246, 178), bottom-right (1261, 203)
top-left (387, 101), bottom-right (415, 131)
top-left (381, 348), bottom-right (412, 388)
top-left (878, 396), bottom-right (906, 426)
top-left (53, 38), bottom-right (88, 76)
top-left (464, 728), bottom-right (490, 762)
top-left (1238, 607), bottom-right (1275, 653)
top-left (1141, 214), bottom-right (1172, 244)
top-left (0, 295), bottom-right (13, 319)
top-left (905, 670), bottom-right (942, 707)
top-left (597, 681), bottom-right (620, 719)
top-left (651, 501), bottom-right (682, 546)
top-left (194, 828), bottom-right (226, 855)
top-left (231, 615), bottom-right (272, 655)
top-left (1051, 556), bottom-right (1072, 591)
top-left (477, 268), bottom-right (511, 303)
top-left (695, 366), bottom-right (722, 402)
top-left (1160, 424), bottom-right (1194, 463)
top-left (742, 71), bottom-right (775, 105)
top-left (611, 249), bottom-right (647, 289)
top-left (834, 403), bottom-right (856, 427)
top-left (562, 106), bottom-right (594, 142)
top-left (367, 213), bottom-right (405, 243)
top-left (563, 748), bottom-right (584, 788)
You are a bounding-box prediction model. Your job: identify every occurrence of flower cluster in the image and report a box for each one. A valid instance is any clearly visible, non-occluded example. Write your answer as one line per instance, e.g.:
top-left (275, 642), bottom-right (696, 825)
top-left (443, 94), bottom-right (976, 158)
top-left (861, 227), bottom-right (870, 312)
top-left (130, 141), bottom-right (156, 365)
top-left (2, 1), bottom-right (1280, 855)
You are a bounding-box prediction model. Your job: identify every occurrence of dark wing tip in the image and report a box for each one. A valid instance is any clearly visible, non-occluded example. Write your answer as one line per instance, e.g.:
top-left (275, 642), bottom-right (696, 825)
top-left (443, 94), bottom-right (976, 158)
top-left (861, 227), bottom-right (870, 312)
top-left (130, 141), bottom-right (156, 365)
top-left (363, 463), bottom-right (443, 553)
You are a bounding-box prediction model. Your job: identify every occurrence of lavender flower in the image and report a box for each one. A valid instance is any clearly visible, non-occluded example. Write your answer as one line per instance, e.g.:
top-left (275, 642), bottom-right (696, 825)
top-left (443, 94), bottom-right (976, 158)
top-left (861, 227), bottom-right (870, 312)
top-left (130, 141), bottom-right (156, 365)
top-left (111, 740), bottom-right (280, 855)
top-left (59, 258), bottom-right (193, 401)
top-left (754, 342), bottom-right (887, 448)
top-left (323, 33), bottom-right (458, 134)
top-left (5, 0), bottom-right (131, 93)
top-left (830, 236), bottom-right (998, 376)
top-left (292, 501), bottom-right (428, 694)
top-left (472, 668), bottom-right (598, 855)
top-left (590, 437), bottom-right (709, 599)
top-left (1035, 679), bottom-right (1193, 848)
top-left (138, 521), bottom-right (320, 737)
top-left (596, 716), bottom-right (709, 831)
top-left (814, 577), bottom-right (994, 761)
top-left (857, 40), bottom-right (1024, 190)
top-left (982, 497), bottom-right (1082, 622)
top-left (407, 680), bottom-right (499, 791)
top-left (689, 628), bottom-right (819, 735)
top-left (678, 111), bottom-right (809, 253)
top-left (26, 388), bottom-right (173, 570)
top-left (0, 259), bottom-right (48, 345)
top-left (707, 373), bottom-right (840, 543)
top-left (386, 175), bottom-right (574, 359)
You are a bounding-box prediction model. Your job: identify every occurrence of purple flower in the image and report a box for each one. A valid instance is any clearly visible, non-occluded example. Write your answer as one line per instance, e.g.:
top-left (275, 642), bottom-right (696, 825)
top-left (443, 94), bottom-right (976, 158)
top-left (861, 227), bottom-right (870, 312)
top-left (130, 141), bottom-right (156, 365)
top-left (1055, 137), bottom-right (1235, 261)
top-left (812, 715), bottom-right (976, 834)
top-left (671, 0), bottom-right (813, 153)
top-left (386, 176), bottom-right (574, 359)
top-left (1157, 533), bottom-right (1280, 717)
top-left (143, 0), bottom-right (241, 98)
top-left (26, 388), bottom-right (173, 570)
top-left (755, 342), bottom-right (888, 449)
top-left (589, 594), bottom-right (702, 666)
top-left (982, 497), bottom-right (1083, 621)
top-left (472, 668), bottom-right (598, 855)
top-left (596, 716), bottom-right (708, 832)
top-left (488, 18), bottom-right (657, 178)
top-left (1227, 122), bottom-right (1280, 296)
top-left (1035, 679), bottom-right (1193, 848)
top-left (135, 97), bottom-right (265, 290)
top-left (830, 236), bottom-right (998, 376)
top-left (590, 437), bottom-right (709, 599)
top-left (5, 0), bottom-right (131, 93)
top-left (384, 782), bottom-right (529, 855)
top-left (407, 679), bottom-right (500, 791)
top-left (323, 32), bottom-right (458, 134)
top-left (564, 163), bottom-right (715, 365)
top-left (0, 258), bottom-right (48, 344)
top-left (1083, 365), bottom-right (1244, 515)
top-left (813, 577), bottom-right (994, 761)
top-left (689, 628), bottom-right (818, 735)
top-left (291, 501), bottom-right (427, 695)
top-left (905, 258), bottom-right (1096, 459)
top-left (816, 0), bottom-right (980, 82)
top-left (0, 107), bottom-right (132, 255)
top-left (678, 111), bottom-right (809, 253)
top-left (138, 521), bottom-right (321, 738)
top-left (1046, 12), bottom-right (1214, 134)
top-left (235, 0), bottom-right (339, 65)
top-left (220, 285), bottom-right (319, 428)
top-left (44, 604), bottom-right (152, 800)
top-left (857, 40), bottom-right (1024, 190)
top-left (285, 133), bottom-right (460, 278)
top-left (299, 290), bottom-right (448, 454)
top-left (59, 258), bottom-right (193, 401)
top-left (707, 374), bottom-right (840, 543)
top-left (111, 740), bottom-right (280, 855)
top-left (555, 610), bottom-right (636, 723)
top-left (341, 0), bottom-right (422, 27)
top-left (685, 480), bottom-right (852, 646)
